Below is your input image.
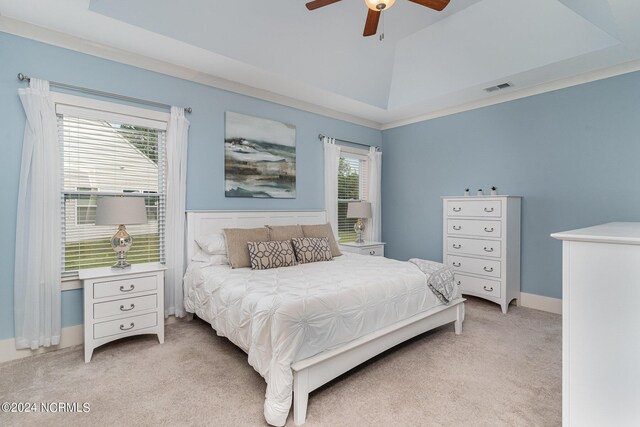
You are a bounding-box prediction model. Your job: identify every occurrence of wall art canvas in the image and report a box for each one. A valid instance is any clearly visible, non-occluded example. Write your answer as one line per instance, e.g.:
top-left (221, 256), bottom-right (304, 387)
top-left (225, 112), bottom-right (296, 198)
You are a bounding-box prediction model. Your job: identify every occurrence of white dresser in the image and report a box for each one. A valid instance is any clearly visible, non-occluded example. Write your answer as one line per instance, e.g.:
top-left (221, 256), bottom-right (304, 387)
top-left (339, 241), bottom-right (385, 257)
top-left (552, 223), bottom-right (640, 427)
top-left (442, 196), bottom-right (521, 313)
top-left (79, 263), bottom-right (166, 363)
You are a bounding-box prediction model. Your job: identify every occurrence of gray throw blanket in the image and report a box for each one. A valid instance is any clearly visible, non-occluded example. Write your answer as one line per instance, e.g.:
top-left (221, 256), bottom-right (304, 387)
top-left (409, 259), bottom-right (456, 304)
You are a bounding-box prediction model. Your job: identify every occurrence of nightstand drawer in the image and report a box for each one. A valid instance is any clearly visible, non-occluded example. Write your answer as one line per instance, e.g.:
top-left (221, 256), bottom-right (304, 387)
top-left (455, 274), bottom-right (501, 298)
top-left (447, 219), bottom-right (502, 238)
top-left (446, 200), bottom-right (502, 218)
top-left (93, 274), bottom-right (157, 299)
top-left (446, 237), bottom-right (501, 258)
top-left (447, 255), bottom-right (501, 278)
top-left (93, 312), bottom-right (157, 339)
top-left (93, 294), bottom-right (158, 319)
top-left (357, 246), bottom-right (384, 256)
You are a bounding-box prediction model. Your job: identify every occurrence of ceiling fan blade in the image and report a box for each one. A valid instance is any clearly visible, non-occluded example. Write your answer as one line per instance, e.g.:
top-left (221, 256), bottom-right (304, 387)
top-left (408, 0), bottom-right (450, 11)
top-left (305, 0), bottom-right (342, 10)
top-left (363, 9), bottom-right (381, 37)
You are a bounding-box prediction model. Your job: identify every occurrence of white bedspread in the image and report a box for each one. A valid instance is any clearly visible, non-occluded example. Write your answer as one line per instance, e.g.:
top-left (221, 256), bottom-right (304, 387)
top-left (183, 253), bottom-right (457, 426)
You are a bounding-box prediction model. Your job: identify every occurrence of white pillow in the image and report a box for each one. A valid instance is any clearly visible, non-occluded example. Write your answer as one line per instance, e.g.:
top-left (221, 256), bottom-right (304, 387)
top-left (195, 232), bottom-right (227, 255)
top-left (191, 249), bottom-right (229, 266)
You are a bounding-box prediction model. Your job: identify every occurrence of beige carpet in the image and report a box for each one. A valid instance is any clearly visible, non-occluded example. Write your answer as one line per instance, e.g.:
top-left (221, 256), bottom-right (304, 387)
top-left (0, 297), bottom-right (561, 427)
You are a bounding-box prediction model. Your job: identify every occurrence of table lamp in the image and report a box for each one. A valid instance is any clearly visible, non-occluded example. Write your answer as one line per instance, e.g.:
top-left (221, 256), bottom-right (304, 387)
top-left (347, 202), bottom-right (372, 244)
top-left (95, 197), bottom-right (148, 269)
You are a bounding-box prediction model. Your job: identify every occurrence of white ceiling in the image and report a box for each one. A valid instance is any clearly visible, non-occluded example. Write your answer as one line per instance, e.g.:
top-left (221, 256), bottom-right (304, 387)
top-left (1, 0), bottom-right (640, 128)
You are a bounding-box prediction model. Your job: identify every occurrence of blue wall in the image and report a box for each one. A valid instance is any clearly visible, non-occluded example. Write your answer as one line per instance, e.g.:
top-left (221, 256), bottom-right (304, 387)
top-left (0, 32), bottom-right (380, 340)
top-left (381, 71), bottom-right (640, 299)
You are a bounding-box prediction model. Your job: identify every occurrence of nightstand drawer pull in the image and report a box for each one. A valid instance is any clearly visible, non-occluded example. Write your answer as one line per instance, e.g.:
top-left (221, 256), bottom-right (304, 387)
top-left (120, 304), bottom-right (135, 312)
top-left (483, 285), bottom-right (494, 292)
top-left (483, 247), bottom-right (494, 252)
top-left (453, 262), bottom-right (462, 267)
top-left (120, 322), bottom-right (135, 331)
top-left (119, 284), bottom-right (135, 292)
top-left (484, 227), bottom-right (494, 233)
top-left (452, 207), bottom-right (462, 212)
top-left (483, 267), bottom-right (494, 272)
top-left (484, 207), bottom-right (494, 212)
top-left (452, 244), bottom-right (462, 249)
top-left (453, 225), bottom-right (462, 231)
top-left (456, 281), bottom-right (462, 286)
top-left (369, 250), bottom-right (376, 255)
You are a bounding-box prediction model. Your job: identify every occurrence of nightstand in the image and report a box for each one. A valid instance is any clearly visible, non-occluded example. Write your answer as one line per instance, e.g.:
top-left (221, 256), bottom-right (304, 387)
top-left (339, 241), bottom-right (386, 257)
top-left (79, 262), bottom-right (167, 363)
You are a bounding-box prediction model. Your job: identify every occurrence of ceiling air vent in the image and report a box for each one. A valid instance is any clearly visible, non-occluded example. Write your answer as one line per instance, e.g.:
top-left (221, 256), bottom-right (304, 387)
top-left (484, 82), bottom-right (514, 93)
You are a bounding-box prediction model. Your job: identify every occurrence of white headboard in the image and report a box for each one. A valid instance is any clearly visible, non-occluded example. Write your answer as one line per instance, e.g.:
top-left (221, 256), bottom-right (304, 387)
top-left (185, 210), bottom-right (327, 261)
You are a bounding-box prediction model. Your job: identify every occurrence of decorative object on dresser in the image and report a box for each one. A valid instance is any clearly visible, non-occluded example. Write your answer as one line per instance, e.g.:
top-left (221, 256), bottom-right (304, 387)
top-left (442, 196), bottom-right (521, 313)
top-left (347, 201), bottom-right (372, 243)
top-left (95, 197), bottom-right (148, 269)
top-left (552, 223), bottom-right (640, 427)
top-left (490, 186), bottom-right (497, 195)
top-left (339, 241), bottom-right (385, 257)
top-left (79, 263), bottom-right (166, 363)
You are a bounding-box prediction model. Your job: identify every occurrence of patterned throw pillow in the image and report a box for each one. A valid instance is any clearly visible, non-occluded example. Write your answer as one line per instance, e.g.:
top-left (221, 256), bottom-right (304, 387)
top-left (247, 240), bottom-right (297, 270)
top-left (291, 237), bottom-right (333, 264)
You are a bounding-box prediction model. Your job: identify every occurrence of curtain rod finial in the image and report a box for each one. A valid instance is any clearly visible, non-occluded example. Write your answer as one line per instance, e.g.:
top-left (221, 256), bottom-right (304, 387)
top-left (18, 73), bottom-right (29, 82)
top-left (185, 107), bottom-right (192, 114)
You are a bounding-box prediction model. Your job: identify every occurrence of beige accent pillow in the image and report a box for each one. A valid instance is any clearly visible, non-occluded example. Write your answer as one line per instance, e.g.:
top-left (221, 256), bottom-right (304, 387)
top-left (247, 240), bottom-right (297, 270)
top-left (301, 223), bottom-right (342, 257)
top-left (291, 237), bottom-right (333, 264)
top-left (223, 227), bottom-right (270, 268)
top-left (266, 225), bottom-right (304, 241)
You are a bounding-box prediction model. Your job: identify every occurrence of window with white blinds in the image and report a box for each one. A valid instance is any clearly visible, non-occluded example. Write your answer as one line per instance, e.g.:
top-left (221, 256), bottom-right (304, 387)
top-left (338, 150), bottom-right (368, 242)
top-left (57, 103), bottom-right (167, 275)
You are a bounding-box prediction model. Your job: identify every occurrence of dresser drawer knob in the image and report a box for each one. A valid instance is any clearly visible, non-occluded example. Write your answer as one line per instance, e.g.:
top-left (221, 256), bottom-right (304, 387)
top-left (453, 226), bottom-right (462, 231)
top-left (452, 207), bottom-right (462, 212)
top-left (483, 285), bottom-right (494, 292)
top-left (483, 247), bottom-right (494, 252)
top-left (369, 250), bottom-right (376, 255)
top-left (483, 267), bottom-right (494, 272)
top-left (120, 304), bottom-right (135, 312)
top-left (452, 244), bottom-right (462, 249)
top-left (120, 322), bottom-right (135, 331)
top-left (119, 284), bottom-right (135, 292)
top-left (484, 207), bottom-right (494, 212)
top-left (453, 262), bottom-right (461, 267)
top-left (484, 227), bottom-right (494, 233)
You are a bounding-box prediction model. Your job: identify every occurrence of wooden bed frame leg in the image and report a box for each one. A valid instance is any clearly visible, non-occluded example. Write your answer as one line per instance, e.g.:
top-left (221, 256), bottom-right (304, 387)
top-left (454, 303), bottom-right (464, 335)
top-left (293, 369), bottom-right (309, 426)
top-left (186, 313), bottom-right (194, 321)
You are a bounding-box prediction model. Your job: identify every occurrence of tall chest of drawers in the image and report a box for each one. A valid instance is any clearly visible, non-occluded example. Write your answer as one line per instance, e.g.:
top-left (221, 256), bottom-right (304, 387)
top-left (442, 196), bottom-right (521, 313)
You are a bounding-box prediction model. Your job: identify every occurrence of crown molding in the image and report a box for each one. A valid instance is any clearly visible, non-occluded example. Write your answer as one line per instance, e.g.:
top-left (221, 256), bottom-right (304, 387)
top-left (0, 17), bottom-right (383, 130)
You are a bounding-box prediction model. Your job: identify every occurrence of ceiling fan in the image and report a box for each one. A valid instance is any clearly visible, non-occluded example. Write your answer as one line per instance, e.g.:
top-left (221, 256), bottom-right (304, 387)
top-left (305, 0), bottom-right (450, 37)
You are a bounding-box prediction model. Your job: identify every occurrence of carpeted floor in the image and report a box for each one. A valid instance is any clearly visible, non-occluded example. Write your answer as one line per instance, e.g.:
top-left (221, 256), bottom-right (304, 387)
top-left (0, 297), bottom-right (561, 427)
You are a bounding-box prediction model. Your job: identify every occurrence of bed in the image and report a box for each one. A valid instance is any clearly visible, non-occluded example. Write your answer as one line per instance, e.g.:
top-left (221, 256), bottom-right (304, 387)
top-left (183, 210), bottom-right (465, 426)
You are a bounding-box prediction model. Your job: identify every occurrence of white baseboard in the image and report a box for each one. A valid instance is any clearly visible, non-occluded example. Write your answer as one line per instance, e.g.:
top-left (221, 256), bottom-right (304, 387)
top-left (0, 316), bottom-right (182, 364)
top-left (519, 292), bottom-right (562, 315)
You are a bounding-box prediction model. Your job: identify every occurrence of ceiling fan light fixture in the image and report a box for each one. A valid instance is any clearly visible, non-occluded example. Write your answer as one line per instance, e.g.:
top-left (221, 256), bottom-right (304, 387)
top-left (364, 0), bottom-right (395, 11)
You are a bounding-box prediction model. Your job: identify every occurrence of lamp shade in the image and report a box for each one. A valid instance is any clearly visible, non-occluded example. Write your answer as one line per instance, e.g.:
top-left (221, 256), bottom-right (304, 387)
top-left (95, 197), bottom-right (148, 226)
top-left (347, 202), bottom-right (372, 219)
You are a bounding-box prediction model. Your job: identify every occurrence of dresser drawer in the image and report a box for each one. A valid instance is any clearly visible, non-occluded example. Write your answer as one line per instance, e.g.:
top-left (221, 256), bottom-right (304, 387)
top-left (446, 200), bottom-right (502, 218)
top-left (455, 274), bottom-right (502, 298)
top-left (93, 294), bottom-right (158, 320)
top-left (446, 237), bottom-right (501, 258)
top-left (93, 312), bottom-right (157, 339)
top-left (447, 255), bottom-right (501, 278)
top-left (93, 274), bottom-right (158, 299)
top-left (447, 219), bottom-right (501, 238)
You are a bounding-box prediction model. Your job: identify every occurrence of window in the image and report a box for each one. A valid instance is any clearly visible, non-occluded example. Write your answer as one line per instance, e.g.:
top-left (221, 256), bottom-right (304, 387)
top-left (57, 97), bottom-right (168, 274)
top-left (338, 150), bottom-right (368, 242)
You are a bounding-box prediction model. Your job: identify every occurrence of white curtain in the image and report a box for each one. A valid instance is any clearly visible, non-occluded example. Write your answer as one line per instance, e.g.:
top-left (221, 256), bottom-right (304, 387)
top-left (14, 79), bottom-right (61, 350)
top-left (367, 147), bottom-right (382, 242)
top-left (164, 107), bottom-right (190, 318)
top-left (323, 137), bottom-right (341, 238)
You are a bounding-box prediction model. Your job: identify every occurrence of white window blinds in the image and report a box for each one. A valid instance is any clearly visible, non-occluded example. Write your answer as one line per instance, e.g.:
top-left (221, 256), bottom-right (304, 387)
top-left (338, 151), bottom-right (368, 242)
top-left (57, 107), bottom-right (166, 274)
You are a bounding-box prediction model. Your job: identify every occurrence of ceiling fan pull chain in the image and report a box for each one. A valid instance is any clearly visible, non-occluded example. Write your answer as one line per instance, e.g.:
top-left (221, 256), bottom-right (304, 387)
top-left (379, 12), bottom-right (385, 42)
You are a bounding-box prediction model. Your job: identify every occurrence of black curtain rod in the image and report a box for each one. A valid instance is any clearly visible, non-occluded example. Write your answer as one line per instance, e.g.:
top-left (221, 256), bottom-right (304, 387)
top-left (318, 133), bottom-right (381, 151)
top-left (17, 73), bottom-right (192, 114)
